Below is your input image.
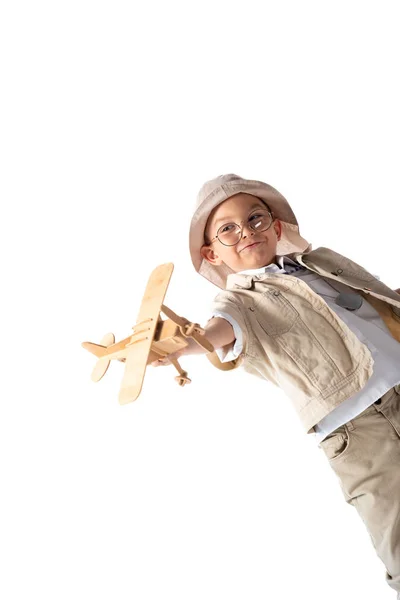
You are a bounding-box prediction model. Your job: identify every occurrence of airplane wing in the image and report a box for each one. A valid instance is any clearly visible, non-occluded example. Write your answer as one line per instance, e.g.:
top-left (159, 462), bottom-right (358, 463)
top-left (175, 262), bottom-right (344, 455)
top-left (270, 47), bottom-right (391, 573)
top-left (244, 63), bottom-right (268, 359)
top-left (118, 263), bottom-right (174, 405)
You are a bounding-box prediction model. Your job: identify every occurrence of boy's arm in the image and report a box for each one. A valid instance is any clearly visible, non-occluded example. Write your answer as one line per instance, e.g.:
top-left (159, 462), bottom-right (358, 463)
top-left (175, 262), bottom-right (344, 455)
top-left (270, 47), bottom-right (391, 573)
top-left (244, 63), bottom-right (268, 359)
top-left (151, 317), bottom-right (235, 366)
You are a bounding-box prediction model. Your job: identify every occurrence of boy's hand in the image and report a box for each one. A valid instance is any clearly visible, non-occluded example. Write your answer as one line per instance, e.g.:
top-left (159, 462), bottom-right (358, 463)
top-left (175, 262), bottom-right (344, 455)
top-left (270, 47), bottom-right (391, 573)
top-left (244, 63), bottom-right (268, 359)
top-left (151, 350), bottom-right (183, 367)
top-left (150, 317), bottom-right (235, 367)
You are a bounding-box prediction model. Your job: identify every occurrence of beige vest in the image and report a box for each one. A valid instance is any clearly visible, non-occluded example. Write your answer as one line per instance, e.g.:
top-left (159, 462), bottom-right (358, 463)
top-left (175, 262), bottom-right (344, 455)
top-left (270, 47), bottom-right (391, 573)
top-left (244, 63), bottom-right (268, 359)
top-left (209, 247), bottom-right (400, 434)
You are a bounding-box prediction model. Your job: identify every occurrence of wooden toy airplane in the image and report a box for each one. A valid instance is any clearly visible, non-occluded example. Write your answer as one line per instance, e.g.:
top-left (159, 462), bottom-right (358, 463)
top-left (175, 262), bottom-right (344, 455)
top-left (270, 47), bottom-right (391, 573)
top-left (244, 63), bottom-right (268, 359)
top-left (81, 263), bottom-right (221, 405)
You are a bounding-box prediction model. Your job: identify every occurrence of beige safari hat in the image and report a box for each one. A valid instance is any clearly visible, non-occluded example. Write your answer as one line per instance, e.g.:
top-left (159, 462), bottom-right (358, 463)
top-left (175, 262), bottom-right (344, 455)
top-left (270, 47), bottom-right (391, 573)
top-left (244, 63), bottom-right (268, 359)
top-left (189, 173), bottom-right (312, 289)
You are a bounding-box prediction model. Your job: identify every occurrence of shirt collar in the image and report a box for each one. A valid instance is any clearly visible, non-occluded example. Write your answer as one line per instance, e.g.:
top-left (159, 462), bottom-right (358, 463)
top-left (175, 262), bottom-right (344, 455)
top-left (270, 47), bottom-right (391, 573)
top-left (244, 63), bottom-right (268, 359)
top-left (238, 255), bottom-right (300, 276)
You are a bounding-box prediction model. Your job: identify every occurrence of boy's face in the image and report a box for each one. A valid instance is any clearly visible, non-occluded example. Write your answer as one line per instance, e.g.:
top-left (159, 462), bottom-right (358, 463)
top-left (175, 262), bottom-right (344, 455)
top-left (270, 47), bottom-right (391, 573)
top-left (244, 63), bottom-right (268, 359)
top-left (201, 193), bottom-right (282, 273)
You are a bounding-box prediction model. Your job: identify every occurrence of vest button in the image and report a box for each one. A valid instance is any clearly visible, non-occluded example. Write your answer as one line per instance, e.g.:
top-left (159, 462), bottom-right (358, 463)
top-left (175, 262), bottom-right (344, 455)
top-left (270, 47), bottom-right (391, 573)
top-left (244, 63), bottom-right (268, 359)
top-left (337, 269), bottom-right (343, 274)
top-left (274, 291), bottom-right (280, 296)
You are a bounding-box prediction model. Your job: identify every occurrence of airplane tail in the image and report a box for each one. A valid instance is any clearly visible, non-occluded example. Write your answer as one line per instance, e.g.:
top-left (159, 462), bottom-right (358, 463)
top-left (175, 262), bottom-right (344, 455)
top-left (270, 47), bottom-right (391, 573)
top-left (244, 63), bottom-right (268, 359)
top-left (82, 333), bottom-right (115, 382)
top-left (81, 341), bottom-right (107, 358)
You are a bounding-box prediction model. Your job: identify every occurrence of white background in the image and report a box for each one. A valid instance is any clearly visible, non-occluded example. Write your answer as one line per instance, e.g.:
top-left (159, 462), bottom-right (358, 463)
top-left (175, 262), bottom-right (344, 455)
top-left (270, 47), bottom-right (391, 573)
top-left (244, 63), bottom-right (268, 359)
top-left (1, 1), bottom-right (399, 599)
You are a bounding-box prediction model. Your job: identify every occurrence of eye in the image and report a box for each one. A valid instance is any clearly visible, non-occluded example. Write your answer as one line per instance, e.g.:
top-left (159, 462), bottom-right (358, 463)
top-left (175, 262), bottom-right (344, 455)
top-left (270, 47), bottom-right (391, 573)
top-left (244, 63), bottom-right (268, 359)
top-left (219, 223), bottom-right (236, 233)
top-left (249, 212), bottom-right (264, 222)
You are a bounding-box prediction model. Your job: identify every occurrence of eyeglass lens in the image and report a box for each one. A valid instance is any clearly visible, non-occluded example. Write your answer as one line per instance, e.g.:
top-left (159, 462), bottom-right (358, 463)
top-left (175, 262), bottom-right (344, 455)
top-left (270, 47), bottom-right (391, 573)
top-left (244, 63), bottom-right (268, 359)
top-left (217, 209), bottom-right (272, 246)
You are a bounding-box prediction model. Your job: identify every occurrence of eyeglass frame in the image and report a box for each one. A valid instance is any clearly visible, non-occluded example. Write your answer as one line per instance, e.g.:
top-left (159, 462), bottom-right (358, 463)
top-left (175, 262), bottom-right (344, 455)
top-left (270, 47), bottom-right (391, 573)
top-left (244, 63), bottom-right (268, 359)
top-left (207, 207), bottom-right (275, 247)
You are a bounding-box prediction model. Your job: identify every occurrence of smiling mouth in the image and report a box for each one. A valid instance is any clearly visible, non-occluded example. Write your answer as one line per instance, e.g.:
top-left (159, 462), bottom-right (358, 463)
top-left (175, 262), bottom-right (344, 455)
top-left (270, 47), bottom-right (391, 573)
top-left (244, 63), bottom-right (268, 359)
top-left (241, 242), bottom-right (261, 252)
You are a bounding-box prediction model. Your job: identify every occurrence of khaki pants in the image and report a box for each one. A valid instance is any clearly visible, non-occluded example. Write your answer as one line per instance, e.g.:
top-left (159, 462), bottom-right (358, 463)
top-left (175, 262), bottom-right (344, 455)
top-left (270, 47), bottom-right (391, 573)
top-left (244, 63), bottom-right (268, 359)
top-left (319, 384), bottom-right (400, 595)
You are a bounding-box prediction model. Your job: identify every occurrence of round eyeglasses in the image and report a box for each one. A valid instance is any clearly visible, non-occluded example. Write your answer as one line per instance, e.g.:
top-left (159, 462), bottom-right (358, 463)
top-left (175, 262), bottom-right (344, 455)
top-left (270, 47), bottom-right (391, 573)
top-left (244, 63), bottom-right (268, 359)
top-left (209, 208), bottom-right (274, 247)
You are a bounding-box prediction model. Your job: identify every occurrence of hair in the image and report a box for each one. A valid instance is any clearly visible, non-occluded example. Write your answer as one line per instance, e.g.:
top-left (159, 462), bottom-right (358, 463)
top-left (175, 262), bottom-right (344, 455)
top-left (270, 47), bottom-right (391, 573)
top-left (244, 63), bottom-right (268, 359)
top-left (203, 198), bottom-right (273, 246)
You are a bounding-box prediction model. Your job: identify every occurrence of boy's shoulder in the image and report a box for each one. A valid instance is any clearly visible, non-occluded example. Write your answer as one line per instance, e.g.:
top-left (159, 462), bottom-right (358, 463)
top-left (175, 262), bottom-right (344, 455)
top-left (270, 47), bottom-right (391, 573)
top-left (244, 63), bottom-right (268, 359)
top-left (296, 246), bottom-right (369, 270)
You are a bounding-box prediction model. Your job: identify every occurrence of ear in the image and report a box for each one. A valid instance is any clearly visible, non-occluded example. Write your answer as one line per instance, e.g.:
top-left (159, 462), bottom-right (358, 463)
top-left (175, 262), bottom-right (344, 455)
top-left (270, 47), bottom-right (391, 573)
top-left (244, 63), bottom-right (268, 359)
top-left (200, 244), bottom-right (224, 266)
top-left (274, 219), bottom-right (282, 241)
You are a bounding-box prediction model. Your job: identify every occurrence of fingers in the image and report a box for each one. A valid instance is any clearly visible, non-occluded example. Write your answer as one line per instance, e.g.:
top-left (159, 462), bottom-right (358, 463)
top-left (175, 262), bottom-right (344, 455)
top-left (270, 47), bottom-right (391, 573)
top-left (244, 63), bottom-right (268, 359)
top-left (150, 350), bottom-right (183, 367)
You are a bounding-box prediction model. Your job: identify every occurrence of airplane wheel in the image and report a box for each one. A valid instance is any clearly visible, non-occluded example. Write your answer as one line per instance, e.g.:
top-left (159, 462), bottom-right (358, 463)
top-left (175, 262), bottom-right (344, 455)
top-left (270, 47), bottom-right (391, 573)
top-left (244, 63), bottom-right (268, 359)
top-left (175, 373), bottom-right (191, 386)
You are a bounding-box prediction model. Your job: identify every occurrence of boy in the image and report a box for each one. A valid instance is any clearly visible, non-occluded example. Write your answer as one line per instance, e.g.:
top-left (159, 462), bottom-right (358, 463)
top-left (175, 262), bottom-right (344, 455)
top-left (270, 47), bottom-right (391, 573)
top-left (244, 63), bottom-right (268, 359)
top-left (154, 174), bottom-right (400, 596)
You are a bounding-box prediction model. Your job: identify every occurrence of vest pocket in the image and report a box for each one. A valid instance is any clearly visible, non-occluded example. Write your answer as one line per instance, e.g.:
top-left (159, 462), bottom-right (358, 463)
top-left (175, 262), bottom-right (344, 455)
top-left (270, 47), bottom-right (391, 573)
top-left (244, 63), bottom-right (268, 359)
top-left (253, 287), bottom-right (355, 395)
top-left (254, 289), bottom-right (299, 336)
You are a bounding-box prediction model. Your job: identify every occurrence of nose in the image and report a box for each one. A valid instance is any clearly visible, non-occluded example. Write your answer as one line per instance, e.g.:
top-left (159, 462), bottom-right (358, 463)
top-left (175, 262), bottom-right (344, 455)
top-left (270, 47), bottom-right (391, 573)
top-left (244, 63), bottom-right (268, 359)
top-left (242, 222), bottom-right (255, 239)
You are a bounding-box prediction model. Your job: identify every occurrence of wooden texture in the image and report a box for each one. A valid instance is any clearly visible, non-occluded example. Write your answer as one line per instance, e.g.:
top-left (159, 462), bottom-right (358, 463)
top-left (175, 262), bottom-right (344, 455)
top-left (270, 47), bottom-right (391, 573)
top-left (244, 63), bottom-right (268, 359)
top-left (151, 320), bottom-right (188, 355)
top-left (82, 262), bottom-right (221, 402)
top-left (118, 263), bottom-right (174, 405)
top-left (89, 333), bottom-right (115, 382)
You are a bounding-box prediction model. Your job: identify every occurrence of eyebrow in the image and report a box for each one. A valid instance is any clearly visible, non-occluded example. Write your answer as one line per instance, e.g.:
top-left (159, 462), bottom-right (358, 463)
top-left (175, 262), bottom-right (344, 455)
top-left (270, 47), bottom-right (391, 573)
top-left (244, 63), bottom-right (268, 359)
top-left (213, 203), bottom-right (266, 227)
